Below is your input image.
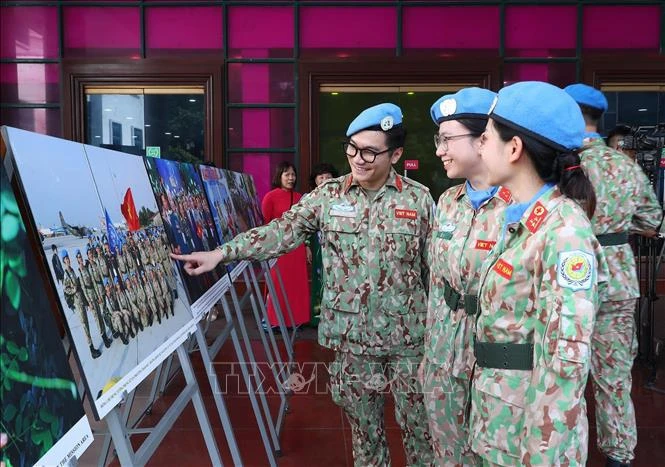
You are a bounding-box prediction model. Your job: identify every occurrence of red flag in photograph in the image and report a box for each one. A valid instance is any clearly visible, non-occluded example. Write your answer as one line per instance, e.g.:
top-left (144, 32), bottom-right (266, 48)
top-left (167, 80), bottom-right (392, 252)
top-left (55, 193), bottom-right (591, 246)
top-left (121, 188), bottom-right (141, 231)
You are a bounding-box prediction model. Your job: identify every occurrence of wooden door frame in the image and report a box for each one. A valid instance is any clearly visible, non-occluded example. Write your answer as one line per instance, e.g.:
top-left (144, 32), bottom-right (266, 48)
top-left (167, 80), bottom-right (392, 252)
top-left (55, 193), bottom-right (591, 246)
top-left (62, 59), bottom-right (224, 166)
top-left (298, 57), bottom-right (502, 190)
top-left (581, 53), bottom-right (665, 87)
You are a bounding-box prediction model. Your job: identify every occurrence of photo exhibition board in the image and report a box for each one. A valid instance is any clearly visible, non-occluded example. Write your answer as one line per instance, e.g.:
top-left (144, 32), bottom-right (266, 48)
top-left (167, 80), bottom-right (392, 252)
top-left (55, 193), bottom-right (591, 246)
top-left (0, 162), bottom-right (93, 467)
top-left (3, 127), bottom-right (196, 420)
top-left (224, 170), bottom-right (262, 232)
top-left (144, 158), bottom-right (226, 307)
top-left (198, 166), bottom-right (242, 274)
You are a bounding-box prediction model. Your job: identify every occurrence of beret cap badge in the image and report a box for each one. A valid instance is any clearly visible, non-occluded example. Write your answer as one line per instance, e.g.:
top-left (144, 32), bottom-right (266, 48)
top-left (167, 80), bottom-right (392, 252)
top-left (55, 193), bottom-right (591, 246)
top-left (439, 99), bottom-right (457, 117)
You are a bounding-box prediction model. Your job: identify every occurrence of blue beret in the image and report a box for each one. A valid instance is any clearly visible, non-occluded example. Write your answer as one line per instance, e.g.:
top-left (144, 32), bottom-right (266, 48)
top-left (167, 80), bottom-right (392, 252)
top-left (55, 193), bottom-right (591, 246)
top-left (346, 103), bottom-right (403, 137)
top-left (122, 274), bottom-right (129, 281)
top-left (564, 83), bottom-right (608, 112)
top-left (113, 276), bottom-right (119, 285)
top-left (490, 81), bottom-right (584, 151)
top-left (103, 277), bottom-right (109, 286)
top-left (75, 249), bottom-right (82, 257)
top-left (60, 249), bottom-right (69, 259)
top-left (430, 88), bottom-right (497, 124)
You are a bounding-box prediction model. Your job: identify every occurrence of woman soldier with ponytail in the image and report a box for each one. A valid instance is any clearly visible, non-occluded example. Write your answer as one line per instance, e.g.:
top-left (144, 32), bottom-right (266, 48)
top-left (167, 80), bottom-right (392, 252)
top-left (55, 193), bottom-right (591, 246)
top-left (471, 81), bottom-right (608, 466)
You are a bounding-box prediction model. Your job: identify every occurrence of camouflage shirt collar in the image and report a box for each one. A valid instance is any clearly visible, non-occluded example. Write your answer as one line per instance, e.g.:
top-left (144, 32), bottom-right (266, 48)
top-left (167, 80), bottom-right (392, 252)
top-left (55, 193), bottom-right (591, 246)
top-left (515, 185), bottom-right (565, 234)
top-left (343, 168), bottom-right (403, 194)
top-left (582, 137), bottom-right (607, 150)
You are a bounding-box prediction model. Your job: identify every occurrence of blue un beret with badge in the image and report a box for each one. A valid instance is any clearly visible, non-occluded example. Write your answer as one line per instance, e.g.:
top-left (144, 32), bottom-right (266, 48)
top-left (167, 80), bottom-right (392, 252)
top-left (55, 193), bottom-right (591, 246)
top-left (430, 87), bottom-right (497, 124)
top-left (346, 103), bottom-right (403, 137)
top-left (564, 83), bottom-right (608, 112)
top-left (489, 81), bottom-right (585, 151)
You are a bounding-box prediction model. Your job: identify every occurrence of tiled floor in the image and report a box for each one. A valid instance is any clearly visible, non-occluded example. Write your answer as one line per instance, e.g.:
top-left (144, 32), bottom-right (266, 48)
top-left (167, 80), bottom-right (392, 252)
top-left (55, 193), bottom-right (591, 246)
top-left (78, 319), bottom-right (665, 466)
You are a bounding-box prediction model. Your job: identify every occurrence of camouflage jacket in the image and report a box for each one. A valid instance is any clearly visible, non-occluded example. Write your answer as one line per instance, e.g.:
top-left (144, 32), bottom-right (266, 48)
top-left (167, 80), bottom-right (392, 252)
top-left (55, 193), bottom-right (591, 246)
top-left (471, 186), bottom-right (607, 466)
top-left (580, 137), bottom-right (662, 301)
top-left (220, 169), bottom-right (434, 356)
top-left (425, 184), bottom-right (511, 371)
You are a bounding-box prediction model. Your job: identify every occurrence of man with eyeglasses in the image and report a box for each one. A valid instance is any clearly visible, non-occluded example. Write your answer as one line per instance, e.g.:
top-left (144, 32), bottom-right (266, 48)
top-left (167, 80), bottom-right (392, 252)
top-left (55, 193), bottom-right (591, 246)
top-left (172, 103), bottom-right (435, 466)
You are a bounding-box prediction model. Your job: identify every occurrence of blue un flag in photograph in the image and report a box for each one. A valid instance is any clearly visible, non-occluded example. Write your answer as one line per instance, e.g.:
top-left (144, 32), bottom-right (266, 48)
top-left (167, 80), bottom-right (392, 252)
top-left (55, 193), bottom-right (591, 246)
top-left (105, 208), bottom-right (121, 254)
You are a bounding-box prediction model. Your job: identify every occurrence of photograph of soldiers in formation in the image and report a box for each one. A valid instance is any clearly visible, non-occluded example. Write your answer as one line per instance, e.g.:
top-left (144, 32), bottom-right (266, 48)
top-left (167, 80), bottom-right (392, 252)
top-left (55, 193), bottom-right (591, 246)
top-left (10, 135), bottom-right (194, 407)
top-left (145, 157), bottom-right (225, 303)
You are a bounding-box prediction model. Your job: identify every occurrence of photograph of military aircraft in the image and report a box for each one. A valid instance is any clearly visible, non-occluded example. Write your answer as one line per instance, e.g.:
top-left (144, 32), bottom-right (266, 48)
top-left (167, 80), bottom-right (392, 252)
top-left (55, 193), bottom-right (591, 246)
top-left (59, 211), bottom-right (92, 238)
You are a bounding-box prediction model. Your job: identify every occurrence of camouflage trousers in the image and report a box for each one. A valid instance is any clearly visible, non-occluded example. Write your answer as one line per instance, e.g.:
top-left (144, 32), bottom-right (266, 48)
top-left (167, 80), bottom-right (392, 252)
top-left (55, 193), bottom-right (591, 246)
top-left (422, 360), bottom-right (480, 466)
top-left (329, 351), bottom-right (435, 467)
top-left (590, 298), bottom-right (638, 463)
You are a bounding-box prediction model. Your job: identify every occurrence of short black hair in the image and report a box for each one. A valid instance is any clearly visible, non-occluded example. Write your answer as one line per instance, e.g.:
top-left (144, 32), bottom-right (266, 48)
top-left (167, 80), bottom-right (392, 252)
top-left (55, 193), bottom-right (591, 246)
top-left (607, 124), bottom-right (631, 140)
top-left (309, 163), bottom-right (340, 189)
top-left (272, 161), bottom-right (297, 189)
top-left (51, 244), bottom-right (57, 251)
top-left (579, 104), bottom-right (604, 126)
top-left (456, 117), bottom-right (489, 137)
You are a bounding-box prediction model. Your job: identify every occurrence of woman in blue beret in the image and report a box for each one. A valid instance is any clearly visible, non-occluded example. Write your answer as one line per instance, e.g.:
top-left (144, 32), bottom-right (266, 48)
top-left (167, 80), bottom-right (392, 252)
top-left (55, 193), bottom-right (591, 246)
top-left (419, 87), bottom-right (512, 465)
top-left (471, 81), bottom-right (607, 465)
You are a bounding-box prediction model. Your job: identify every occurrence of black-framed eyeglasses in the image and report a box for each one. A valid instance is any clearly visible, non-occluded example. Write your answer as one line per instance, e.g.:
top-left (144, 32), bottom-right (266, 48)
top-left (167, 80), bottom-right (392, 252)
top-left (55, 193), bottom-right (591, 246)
top-left (343, 141), bottom-right (393, 163)
top-left (433, 133), bottom-right (475, 151)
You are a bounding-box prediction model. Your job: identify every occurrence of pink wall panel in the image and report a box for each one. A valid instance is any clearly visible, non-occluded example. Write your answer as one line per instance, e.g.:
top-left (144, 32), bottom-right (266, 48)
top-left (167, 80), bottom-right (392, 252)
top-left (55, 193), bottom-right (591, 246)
top-left (146, 7), bottom-right (222, 52)
top-left (0, 6), bottom-right (59, 59)
top-left (403, 6), bottom-right (499, 50)
top-left (300, 7), bottom-right (396, 49)
top-left (64, 7), bottom-right (140, 56)
top-left (0, 63), bottom-right (59, 103)
top-left (506, 5), bottom-right (576, 56)
top-left (583, 6), bottom-right (660, 49)
top-left (229, 6), bottom-right (293, 57)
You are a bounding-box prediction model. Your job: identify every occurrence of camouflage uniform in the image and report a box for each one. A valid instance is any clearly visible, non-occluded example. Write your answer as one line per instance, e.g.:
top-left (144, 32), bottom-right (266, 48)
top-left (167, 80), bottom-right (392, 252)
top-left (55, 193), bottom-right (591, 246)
top-left (580, 137), bottom-right (663, 463)
top-left (63, 266), bottom-right (94, 348)
top-left (218, 169), bottom-right (435, 466)
top-left (104, 290), bottom-right (129, 344)
top-left (80, 259), bottom-right (110, 345)
top-left (423, 184), bottom-right (512, 466)
top-left (471, 186), bottom-right (607, 466)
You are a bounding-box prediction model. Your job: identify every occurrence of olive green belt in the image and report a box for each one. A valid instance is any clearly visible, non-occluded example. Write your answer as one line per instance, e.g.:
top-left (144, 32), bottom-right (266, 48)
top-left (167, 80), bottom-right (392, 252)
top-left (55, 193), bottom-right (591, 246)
top-left (596, 232), bottom-right (628, 246)
top-left (443, 280), bottom-right (478, 316)
top-left (474, 341), bottom-right (533, 370)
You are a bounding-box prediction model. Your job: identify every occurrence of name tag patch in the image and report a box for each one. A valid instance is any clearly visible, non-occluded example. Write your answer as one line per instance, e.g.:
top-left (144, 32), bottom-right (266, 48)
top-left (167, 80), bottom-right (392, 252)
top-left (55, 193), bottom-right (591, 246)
top-left (330, 203), bottom-right (356, 218)
top-left (493, 259), bottom-right (513, 280)
top-left (475, 240), bottom-right (496, 251)
top-left (557, 250), bottom-right (594, 291)
top-left (395, 209), bottom-right (417, 220)
top-left (435, 221), bottom-right (455, 240)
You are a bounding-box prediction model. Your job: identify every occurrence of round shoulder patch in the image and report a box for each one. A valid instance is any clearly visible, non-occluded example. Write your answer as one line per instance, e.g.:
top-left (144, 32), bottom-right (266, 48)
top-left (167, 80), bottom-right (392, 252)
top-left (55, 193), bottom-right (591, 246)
top-left (380, 116), bottom-right (394, 131)
top-left (557, 250), bottom-right (594, 291)
top-left (439, 99), bottom-right (457, 117)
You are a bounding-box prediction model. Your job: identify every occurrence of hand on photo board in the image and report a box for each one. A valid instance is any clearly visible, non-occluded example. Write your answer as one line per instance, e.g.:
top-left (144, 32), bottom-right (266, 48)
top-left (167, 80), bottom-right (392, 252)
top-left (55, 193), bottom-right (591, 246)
top-left (170, 250), bottom-right (224, 276)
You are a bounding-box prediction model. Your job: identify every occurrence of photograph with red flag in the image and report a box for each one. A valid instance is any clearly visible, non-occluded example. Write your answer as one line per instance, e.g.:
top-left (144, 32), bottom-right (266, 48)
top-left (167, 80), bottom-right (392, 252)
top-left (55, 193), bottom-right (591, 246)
top-left (121, 188), bottom-right (141, 231)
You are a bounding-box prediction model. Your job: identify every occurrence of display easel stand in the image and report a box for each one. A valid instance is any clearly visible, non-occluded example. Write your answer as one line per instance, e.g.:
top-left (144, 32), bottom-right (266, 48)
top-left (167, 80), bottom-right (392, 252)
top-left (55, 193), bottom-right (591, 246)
top-left (104, 339), bottom-right (222, 466)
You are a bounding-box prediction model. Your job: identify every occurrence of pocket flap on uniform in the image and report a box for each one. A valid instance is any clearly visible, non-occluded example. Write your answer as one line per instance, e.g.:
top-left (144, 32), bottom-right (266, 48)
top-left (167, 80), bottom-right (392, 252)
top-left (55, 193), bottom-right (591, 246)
top-left (322, 289), bottom-right (360, 314)
top-left (385, 220), bottom-right (418, 236)
top-left (323, 215), bottom-right (362, 234)
top-left (556, 339), bottom-right (589, 364)
top-left (474, 368), bottom-right (528, 409)
top-left (382, 293), bottom-right (415, 315)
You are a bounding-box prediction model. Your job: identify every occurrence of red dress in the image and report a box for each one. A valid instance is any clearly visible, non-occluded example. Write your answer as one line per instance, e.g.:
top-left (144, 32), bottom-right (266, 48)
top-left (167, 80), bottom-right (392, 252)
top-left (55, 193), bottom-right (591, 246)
top-left (262, 188), bottom-right (310, 327)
